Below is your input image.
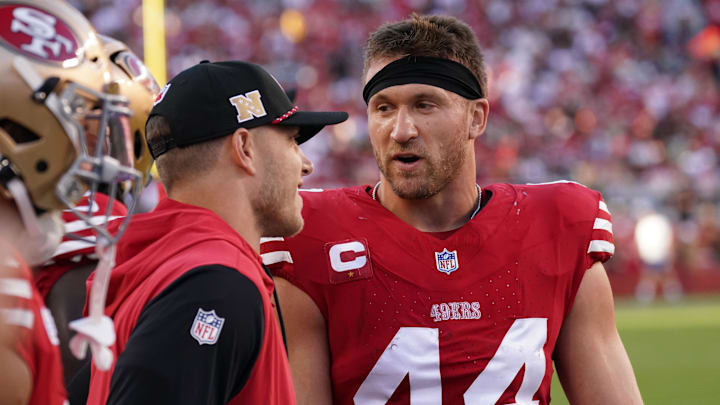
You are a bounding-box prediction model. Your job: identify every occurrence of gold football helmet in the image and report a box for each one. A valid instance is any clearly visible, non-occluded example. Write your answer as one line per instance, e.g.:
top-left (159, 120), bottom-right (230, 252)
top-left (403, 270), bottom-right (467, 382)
top-left (100, 34), bottom-right (160, 187)
top-left (0, 0), bottom-right (145, 371)
top-left (0, 0), bottom-right (140, 242)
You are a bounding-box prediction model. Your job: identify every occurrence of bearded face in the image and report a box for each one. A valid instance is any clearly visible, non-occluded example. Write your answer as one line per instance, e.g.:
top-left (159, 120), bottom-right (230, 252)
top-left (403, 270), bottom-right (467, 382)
top-left (372, 128), bottom-right (466, 200)
top-left (250, 126), bottom-right (310, 238)
top-left (366, 81), bottom-right (474, 200)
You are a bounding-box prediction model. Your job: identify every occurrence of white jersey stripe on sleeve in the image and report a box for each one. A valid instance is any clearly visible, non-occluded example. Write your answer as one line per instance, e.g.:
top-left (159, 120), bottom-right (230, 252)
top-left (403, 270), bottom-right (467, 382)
top-left (525, 180), bottom-right (585, 187)
top-left (598, 201), bottom-right (610, 214)
top-left (260, 237), bottom-right (285, 244)
top-left (593, 218), bottom-right (613, 234)
top-left (53, 237), bottom-right (97, 257)
top-left (0, 278), bottom-right (32, 299)
top-left (587, 240), bottom-right (615, 255)
top-left (0, 308), bottom-right (34, 329)
top-left (261, 251), bottom-right (293, 265)
top-left (64, 200), bottom-right (100, 214)
top-left (64, 216), bottom-right (123, 234)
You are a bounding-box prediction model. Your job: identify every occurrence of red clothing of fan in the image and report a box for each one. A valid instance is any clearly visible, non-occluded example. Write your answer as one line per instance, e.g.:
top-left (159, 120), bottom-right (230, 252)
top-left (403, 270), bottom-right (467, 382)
top-left (84, 198), bottom-right (294, 405)
top-left (1, 250), bottom-right (67, 405)
top-left (263, 182), bottom-right (614, 405)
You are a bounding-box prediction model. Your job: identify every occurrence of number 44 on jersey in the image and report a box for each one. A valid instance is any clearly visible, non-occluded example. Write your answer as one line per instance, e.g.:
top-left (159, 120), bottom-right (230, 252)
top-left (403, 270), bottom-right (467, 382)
top-left (354, 318), bottom-right (548, 405)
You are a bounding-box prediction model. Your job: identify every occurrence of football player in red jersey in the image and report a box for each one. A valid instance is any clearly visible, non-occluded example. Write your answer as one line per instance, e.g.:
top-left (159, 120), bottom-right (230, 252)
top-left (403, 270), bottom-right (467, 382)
top-left (262, 14), bottom-right (643, 405)
top-left (35, 34), bottom-right (159, 384)
top-left (0, 1), bottom-right (142, 404)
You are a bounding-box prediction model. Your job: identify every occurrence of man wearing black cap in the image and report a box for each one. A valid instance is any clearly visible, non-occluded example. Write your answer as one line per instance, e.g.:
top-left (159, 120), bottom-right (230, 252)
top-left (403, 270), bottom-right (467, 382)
top-left (82, 60), bottom-right (348, 405)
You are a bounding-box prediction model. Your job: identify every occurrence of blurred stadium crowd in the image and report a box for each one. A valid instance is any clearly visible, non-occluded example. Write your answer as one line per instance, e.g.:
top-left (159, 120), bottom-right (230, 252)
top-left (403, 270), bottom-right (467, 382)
top-left (71, 0), bottom-right (720, 295)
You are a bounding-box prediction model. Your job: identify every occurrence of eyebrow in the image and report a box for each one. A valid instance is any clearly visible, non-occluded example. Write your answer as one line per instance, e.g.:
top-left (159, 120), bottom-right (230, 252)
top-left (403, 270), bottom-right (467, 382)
top-left (370, 93), bottom-right (392, 105)
top-left (411, 91), bottom-right (446, 102)
top-left (370, 89), bottom-right (448, 105)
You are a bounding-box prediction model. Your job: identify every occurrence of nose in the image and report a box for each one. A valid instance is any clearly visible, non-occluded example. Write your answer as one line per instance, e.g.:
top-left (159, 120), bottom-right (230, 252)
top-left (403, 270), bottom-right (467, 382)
top-left (390, 106), bottom-right (418, 144)
top-left (299, 147), bottom-right (313, 176)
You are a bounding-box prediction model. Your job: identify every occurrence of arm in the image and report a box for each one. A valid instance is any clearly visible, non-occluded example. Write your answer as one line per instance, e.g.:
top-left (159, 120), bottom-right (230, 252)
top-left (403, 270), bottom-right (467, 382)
top-left (554, 262), bottom-right (643, 404)
top-left (0, 340), bottom-right (31, 405)
top-left (0, 271), bottom-right (32, 405)
top-left (106, 265), bottom-right (264, 405)
top-left (275, 277), bottom-right (333, 405)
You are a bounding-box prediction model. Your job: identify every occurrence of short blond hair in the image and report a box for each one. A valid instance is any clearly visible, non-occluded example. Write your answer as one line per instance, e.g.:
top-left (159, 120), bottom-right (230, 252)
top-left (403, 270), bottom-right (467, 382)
top-left (363, 14), bottom-right (487, 97)
top-left (145, 115), bottom-right (226, 192)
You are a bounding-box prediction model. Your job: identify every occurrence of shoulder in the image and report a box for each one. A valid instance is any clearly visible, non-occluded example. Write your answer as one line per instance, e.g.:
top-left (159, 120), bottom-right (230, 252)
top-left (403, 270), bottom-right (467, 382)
top-left (299, 186), bottom-right (368, 212)
top-left (508, 181), bottom-right (615, 263)
top-left (511, 181), bottom-right (606, 223)
top-left (291, 185), bottom-right (371, 240)
top-left (152, 264), bottom-right (263, 306)
top-left (48, 192), bottom-right (128, 263)
top-left (262, 187), bottom-right (372, 304)
top-left (180, 239), bottom-right (265, 284)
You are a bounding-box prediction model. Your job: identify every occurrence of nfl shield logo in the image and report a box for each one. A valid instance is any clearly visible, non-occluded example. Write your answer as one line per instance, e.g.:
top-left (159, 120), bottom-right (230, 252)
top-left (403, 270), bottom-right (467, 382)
top-left (435, 248), bottom-right (459, 275)
top-left (190, 308), bottom-right (225, 345)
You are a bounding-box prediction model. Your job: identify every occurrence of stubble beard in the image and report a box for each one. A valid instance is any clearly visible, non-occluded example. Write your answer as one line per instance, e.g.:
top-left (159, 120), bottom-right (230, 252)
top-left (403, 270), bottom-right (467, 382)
top-left (253, 163), bottom-right (304, 238)
top-left (374, 137), bottom-right (466, 200)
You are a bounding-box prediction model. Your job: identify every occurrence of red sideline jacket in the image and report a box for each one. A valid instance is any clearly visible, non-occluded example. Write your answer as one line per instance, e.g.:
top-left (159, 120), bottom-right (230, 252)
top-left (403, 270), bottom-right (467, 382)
top-left (85, 198), bottom-right (294, 405)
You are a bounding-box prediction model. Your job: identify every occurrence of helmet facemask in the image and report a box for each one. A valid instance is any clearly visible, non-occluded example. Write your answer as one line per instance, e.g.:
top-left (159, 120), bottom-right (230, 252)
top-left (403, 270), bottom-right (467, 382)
top-left (11, 56), bottom-right (142, 248)
top-left (0, 1), bottom-right (151, 373)
top-left (100, 34), bottom-right (160, 189)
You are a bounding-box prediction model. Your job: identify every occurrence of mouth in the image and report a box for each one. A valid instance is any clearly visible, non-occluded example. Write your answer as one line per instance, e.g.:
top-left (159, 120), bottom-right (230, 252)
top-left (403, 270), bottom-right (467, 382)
top-left (392, 153), bottom-right (422, 168)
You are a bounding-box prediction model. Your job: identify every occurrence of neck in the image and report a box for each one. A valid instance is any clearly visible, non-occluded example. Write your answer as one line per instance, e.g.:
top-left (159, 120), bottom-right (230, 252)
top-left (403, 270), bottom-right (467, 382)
top-left (375, 173), bottom-right (480, 232)
top-left (169, 177), bottom-right (262, 254)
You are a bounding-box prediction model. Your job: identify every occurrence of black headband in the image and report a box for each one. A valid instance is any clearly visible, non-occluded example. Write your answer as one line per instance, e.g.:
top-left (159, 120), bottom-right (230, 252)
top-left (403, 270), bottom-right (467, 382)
top-left (362, 56), bottom-right (484, 104)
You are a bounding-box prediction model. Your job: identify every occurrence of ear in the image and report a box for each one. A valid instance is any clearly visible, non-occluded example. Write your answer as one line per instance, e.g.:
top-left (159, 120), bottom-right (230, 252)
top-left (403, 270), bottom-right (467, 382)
top-left (468, 98), bottom-right (490, 140)
top-left (229, 127), bottom-right (257, 176)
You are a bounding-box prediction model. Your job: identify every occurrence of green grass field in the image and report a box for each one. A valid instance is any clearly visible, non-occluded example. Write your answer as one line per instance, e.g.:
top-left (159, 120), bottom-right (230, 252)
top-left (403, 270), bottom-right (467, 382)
top-left (550, 295), bottom-right (720, 405)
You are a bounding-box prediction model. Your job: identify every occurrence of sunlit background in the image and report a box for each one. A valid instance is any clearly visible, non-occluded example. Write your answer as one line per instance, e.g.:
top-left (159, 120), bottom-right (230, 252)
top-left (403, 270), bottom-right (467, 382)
top-left (70, 1), bottom-right (720, 402)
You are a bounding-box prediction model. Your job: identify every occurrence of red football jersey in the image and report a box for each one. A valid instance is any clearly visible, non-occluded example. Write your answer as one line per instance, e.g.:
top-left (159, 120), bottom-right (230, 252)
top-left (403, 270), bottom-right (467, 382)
top-left (1, 251), bottom-right (68, 405)
top-left (34, 192), bottom-right (127, 299)
top-left (262, 182), bottom-right (614, 405)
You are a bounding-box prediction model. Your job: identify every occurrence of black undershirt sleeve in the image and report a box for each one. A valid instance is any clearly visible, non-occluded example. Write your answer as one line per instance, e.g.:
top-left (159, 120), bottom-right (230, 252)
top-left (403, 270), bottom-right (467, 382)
top-left (106, 265), bottom-right (264, 405)
top-left (67, 359), bottom-right (90, 405)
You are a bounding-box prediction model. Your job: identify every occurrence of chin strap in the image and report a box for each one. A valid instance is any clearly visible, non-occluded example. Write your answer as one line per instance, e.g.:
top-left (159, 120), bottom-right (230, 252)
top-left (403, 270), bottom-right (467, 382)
top-left (6, 179), bottom-right (42, 236)
top-left (5, 179), bottom-right (63, 266)
top-left (68, 238), bottom-right (116, 371)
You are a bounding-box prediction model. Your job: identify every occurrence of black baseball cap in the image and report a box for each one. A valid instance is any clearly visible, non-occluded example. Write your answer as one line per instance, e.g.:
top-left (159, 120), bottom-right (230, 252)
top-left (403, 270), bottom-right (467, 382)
top-left (147, 60), bottom-right (348, 159)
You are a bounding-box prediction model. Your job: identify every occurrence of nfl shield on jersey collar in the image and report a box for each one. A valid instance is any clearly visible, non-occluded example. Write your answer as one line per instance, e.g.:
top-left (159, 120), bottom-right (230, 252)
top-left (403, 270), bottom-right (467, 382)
top-left (346, 183), bottom-right (520, 289)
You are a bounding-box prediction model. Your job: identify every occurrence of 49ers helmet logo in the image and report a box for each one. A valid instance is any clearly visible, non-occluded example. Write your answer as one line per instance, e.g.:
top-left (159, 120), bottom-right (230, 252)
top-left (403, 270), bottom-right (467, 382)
top-left (0, 4), bottom-right (79, 62)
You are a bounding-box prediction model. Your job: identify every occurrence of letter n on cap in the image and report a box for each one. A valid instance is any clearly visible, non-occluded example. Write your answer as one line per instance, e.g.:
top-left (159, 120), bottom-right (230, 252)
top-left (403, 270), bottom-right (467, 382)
top-left (229, 90), bottom-right (267, 123)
